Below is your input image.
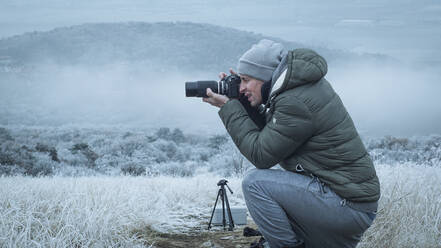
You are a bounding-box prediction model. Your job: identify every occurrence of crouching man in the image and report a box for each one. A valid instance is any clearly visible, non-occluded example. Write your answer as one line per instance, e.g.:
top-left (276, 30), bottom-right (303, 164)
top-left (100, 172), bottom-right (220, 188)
top-left (203, 39), bottom-right (380, 248)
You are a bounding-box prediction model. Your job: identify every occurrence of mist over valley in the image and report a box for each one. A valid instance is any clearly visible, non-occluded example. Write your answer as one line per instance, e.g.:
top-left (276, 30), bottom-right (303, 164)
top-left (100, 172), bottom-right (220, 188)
top-left (0, 22), bottom-right (439, 136)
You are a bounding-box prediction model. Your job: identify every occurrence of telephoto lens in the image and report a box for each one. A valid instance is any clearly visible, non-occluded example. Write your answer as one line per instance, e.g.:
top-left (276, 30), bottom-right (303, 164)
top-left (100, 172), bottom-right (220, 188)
top-left (185, 81), bottom-right (218, 98)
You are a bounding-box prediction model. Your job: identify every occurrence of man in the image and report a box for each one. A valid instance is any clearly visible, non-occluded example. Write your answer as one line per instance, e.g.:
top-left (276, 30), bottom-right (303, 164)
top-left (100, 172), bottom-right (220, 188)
top-left (203, 39), bottom-right (380, 248)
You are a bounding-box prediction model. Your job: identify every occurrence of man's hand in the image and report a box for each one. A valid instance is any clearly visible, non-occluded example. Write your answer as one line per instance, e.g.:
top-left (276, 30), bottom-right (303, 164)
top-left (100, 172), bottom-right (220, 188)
top-left (203, 88), bottom-right (229, 108)
top-left (202, 68), bottom-right (237, 108)
top-left (218, 68), bottom-right (238, 80)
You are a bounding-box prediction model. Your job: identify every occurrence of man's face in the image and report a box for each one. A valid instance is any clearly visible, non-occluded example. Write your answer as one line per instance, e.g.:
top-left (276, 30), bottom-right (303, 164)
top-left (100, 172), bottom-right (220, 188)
top-left (239, 75), bottom-right (264, 107)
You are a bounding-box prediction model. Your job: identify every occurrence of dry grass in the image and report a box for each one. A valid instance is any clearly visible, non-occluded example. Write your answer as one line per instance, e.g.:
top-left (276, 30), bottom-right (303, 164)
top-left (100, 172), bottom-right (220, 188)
top-left (358, 164), bottom-right (441, 248)
top-left (0, 175), bottom-right (245, 247)
top-left (1, 164), bottom-right (440, 247)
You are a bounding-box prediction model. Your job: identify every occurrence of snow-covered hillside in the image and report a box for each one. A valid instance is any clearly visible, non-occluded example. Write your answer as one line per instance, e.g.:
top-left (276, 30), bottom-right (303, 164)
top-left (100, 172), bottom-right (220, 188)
top-left (0, 22), bottom-right (387, 73)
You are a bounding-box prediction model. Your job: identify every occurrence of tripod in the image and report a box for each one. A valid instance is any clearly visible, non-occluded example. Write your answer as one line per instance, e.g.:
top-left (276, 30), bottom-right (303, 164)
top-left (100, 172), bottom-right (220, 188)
top-left (208, 179), bottom-right (235, 231)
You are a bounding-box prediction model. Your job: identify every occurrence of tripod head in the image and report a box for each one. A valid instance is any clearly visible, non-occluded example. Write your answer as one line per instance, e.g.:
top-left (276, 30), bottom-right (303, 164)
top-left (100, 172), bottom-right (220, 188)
top-left (217, 179), bottom-right (228, 186)
top-left (217, 179), bottom-right (233, 194)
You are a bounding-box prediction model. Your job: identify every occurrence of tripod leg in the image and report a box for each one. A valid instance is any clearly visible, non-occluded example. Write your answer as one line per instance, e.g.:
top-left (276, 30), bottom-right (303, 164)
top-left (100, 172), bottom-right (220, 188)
top-left (224, 189), bottom-right (235, 231)
top-left (208, 189), bottom-right (222, 230)
top-left (221, 188), bottom-right (227, 230)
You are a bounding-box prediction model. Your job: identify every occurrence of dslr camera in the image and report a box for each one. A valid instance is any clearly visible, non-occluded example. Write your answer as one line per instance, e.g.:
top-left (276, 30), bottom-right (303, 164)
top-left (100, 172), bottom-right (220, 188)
top-left (185, 74), bottom-right (241, 98)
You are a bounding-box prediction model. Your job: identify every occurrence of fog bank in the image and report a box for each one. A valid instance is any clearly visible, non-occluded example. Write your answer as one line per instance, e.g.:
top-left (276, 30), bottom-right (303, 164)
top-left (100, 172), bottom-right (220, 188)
top-left (1, 58), bottom-right (440, 136)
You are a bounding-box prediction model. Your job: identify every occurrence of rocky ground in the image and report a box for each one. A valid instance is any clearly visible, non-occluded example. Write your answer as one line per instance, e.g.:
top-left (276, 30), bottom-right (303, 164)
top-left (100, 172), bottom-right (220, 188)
top-left (141, 222), bottom-right (260, 248)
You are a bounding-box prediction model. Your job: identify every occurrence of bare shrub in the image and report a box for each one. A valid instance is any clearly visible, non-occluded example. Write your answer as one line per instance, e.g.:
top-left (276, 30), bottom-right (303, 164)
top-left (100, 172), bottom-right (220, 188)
top-left (120, 163), bottom-right (146, 176)
top-left (208, 134), bottom-right (228, 150)
top-left (119, 140), bottom-right (144, 157)
top-left (153, 139), bottom-right (178, 160)
top-left (382, 136), bottom-right (410, 150)
top-left (156, 127), bottom-right (171, 140)
top-left (0, 141), bottom-right (53, 176)
top-left (0, 127), bottom-right (14, 141)
top-left (158, 162), bottom-right (195, 177)
top-left (69, 143), bottom-right (99, 167)
top-left (155, 127), bottom-right (186, 144)
top-left (35, 143), bottom-right (60, 162)
top-left (365, 135), bottom-right (441, 166)
top-left (170, 128), bottom-right (186, 144)
top-left (0, 164), bottom-right (25, 176)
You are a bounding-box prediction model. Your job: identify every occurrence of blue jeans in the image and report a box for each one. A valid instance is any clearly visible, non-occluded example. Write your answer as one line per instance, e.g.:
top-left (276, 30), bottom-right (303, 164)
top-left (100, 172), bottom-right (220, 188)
top-left (242, 169), bottom-right (376, 248)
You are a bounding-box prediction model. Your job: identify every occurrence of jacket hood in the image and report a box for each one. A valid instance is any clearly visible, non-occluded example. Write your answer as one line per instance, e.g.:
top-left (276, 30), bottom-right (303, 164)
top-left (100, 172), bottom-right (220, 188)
top-left (270, 49), bottom-right (328, 96)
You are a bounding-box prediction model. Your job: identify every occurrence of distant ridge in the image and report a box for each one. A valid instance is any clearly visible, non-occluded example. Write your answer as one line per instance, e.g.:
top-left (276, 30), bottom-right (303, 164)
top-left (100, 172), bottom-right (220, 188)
top-left (0, 22), bottom-right (387, 72)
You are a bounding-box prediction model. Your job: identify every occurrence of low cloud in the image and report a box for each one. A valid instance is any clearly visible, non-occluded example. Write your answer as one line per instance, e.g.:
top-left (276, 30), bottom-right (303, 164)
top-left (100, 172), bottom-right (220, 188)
top-left (1, 59), bottom-right (440, 136)
top-left (328, 61), bottom-right (441, 136)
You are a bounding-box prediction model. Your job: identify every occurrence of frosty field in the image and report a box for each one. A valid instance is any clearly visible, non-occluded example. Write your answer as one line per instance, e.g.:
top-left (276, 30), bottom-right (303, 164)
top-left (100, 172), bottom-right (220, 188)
top-left (1, 1), bottom-right (440, 246)
top-left (1, 164), bottom-right (440, 248)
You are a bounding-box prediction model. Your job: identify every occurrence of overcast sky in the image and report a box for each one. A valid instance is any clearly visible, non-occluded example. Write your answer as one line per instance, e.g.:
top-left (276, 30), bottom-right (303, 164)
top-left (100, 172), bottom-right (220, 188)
top-left (1, 0), bottom-right (441, 63)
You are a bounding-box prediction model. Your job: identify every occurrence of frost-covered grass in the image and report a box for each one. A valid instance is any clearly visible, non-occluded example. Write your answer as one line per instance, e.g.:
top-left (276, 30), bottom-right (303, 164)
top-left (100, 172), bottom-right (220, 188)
top-left (1, 164), bottom-right (440, 247)
top-left (0, 174), bottom-right (245, 247)
top-left (358, 164), bottom-right (441, 248)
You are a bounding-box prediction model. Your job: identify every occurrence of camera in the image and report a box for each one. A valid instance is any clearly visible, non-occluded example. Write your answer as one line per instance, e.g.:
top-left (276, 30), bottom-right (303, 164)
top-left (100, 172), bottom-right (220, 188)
top-left (185, 74), bottom-right (241, 98)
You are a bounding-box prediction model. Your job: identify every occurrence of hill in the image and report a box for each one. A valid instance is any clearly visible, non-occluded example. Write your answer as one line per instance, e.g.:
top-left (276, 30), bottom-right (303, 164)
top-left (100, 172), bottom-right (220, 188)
top-left (0, 22), bottom-right (386, 73)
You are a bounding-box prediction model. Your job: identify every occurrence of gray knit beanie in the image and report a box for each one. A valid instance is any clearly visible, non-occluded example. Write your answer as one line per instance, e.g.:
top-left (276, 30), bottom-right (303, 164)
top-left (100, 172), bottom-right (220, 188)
top-left (237, 39), bottom-right (285, 82)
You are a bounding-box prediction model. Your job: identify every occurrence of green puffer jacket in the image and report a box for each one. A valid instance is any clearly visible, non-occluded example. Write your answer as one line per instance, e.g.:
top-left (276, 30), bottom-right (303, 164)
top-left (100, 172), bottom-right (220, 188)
top-left (219, 48), bottom-right (380, 202)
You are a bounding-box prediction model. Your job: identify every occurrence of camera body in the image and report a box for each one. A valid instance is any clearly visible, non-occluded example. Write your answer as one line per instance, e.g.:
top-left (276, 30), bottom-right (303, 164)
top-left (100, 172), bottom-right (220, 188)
top-left (185, 74), bottom-right (241, 98)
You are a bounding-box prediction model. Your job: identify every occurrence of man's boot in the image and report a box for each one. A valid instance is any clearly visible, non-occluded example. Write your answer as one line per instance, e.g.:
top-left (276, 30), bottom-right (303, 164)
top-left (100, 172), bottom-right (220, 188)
top-left (249, 237), bottom-right (305, 248)
top-left (243, 227), bottom-right (262, 237)
top-left (249, 237), bottom-right (267, 248)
